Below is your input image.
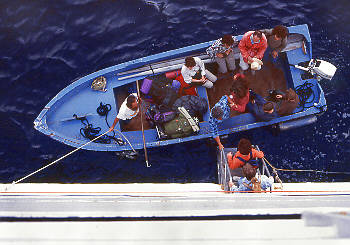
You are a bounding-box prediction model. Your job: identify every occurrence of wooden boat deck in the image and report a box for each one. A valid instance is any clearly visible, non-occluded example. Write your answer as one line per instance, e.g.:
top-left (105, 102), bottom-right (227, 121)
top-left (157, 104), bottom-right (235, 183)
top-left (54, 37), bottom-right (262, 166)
top-left (120, 60), bottom-right (287, 132)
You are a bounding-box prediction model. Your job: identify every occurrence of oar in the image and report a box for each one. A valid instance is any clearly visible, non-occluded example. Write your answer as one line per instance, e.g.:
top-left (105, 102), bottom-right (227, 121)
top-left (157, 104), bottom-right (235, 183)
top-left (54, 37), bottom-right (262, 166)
top-left (136, 80), bottom-right (151, 168)
top-left (118, 53), bottom-right (209, 76)
top-left (118, 58), bottom-right (212, 81)
top-left (3, 131), bottom-right (110, 192)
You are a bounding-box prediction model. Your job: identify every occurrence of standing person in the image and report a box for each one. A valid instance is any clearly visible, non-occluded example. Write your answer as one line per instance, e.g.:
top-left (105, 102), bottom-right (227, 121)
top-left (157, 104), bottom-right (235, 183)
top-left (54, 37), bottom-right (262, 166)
top-left (229, 163), bottom-right (274, 192)
top-left (228, 73), bottom-right (250, 113)
top-left (206, 34), bottom-right (239, 74)
top-left (247, 91), bottom-right (279, 122)
top-left (238, 30), bottom-right (267, 72)
top-left (209, 95), bottom-right (232, 150)
top-left (261, 25), bottom-right (289, 62)
top-left (109, 93), bottom-right (139, 132)
top-left (181, 56), bottom-right (217, 89)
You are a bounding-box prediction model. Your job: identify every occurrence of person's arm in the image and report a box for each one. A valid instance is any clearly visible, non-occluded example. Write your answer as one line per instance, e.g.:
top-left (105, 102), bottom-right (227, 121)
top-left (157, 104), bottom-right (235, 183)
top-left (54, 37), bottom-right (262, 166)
top-left (196, 57), bottom-right (206, 77)
top-left (255, 34), bottom-right (268, 60)
top-left (252, 148), bottom-right (264, 159)
top-left (214, 136), bottom-right (224, 150)
top-left (181, 66), bottom-right (193, 84)
top-left (238, 33), bottom-right (250, 63)
top-left (109, 116), bottom-right (120, 132)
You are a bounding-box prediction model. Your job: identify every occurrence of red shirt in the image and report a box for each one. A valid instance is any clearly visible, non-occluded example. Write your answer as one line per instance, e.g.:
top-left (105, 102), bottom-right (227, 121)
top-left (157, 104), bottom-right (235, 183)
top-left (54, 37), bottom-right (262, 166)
top-left (231, 90), bottom-right (250, 113)
top-left (227, 148), bottom-right (264, 170)
top-left (238, 31), bottom-right (267, 63)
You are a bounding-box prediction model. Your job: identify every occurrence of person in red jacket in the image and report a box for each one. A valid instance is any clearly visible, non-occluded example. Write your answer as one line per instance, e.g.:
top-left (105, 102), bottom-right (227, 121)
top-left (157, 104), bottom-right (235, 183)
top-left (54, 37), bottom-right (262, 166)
top-left (238, 30), bottom-right (267, 72)
top-left (227, 138), bottom-right (264, 170)
top-left (228, 73), bottom-right (250, 113)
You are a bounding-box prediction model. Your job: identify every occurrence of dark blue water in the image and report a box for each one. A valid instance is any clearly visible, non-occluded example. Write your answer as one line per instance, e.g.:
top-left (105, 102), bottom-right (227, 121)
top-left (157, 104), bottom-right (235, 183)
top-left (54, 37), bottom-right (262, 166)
top-left (0, 0), bottom-right (349, 183)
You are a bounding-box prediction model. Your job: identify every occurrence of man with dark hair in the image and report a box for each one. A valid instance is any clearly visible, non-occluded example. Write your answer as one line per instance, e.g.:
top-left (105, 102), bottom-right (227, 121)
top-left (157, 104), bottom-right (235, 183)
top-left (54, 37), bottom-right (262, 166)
top-left (261, 25), bottom-right (289, 61)
top-left (238, 30), bottom-right (267, 71)
top-left (266, 88), bottom-right (300, 116)
top-left (247, 91), bottom-right (278, 122)
top-left (181, 56), bottom-right (217, 88)
top-left (227, 138), bottom-right (264, 170)
top-left (209, 95), bottom-right (232, 150)
top-left (109, 93), bottom-right (139, 132)
top-left (206, 34), bottom-right (239, 74)
top-left (229, 163), bottom-right (274, 192)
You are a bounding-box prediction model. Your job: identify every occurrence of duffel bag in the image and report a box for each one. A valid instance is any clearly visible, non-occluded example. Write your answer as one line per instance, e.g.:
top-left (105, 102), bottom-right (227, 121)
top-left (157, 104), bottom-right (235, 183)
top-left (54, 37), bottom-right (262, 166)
top-left (163, 114), bottom-right (194, 139)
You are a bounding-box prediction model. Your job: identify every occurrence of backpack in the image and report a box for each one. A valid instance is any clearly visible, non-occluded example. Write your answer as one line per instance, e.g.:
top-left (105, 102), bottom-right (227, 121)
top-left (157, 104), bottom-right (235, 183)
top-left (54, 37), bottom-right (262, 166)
top-left (162, 113), bottom-right (195, 139)
top-left (236, 150), bottom-right (260, 168)
top-left (243, 177), bottom-right (262, 192)
top-left (172, 95), bottom-right (208, 118)
top-left (145, 104), bottom-right (177, 127)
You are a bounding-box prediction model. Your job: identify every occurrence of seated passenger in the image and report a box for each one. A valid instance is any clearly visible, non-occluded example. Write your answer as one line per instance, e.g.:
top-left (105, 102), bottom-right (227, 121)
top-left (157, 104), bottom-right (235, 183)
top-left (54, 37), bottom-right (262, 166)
top-left (206, 34), bottom-right (238, 74)
top-left (276, 88), bottom-right (300, 116)
top-left (228, 73), bottom-right (250, 113)
top-left (238, 30), bottom-right (267, 72)
top-left (209, 95), bottom-right (231, 150)
top-left (181, 56), bottom-right (217, 89)
top-left (227, 138), bottom-right (264, 170)
top-left (260, 25), bottom-right (289, 62)
top-left (247, 91), bottom-right (278, 122)
top-left (229, 163), bottom-right (274, 192)
top-left (109, 93), bottom-right (139, 131)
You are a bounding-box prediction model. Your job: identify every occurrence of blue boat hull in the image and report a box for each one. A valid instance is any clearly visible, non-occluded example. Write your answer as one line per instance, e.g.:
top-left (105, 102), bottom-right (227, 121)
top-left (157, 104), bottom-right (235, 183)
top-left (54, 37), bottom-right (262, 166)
top-left (34, 24), bottom-right (327, 152)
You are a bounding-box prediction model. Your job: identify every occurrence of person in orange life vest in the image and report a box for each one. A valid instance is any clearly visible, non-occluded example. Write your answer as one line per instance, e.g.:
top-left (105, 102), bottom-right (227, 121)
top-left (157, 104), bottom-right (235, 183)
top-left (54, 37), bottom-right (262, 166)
top-left (109, 94), bottom-right (139, 132)
top-left (228, 73), bottom-right (250, 113)
top-left (238, 30), bottom-right (267, 71)
top-left (227, 138), bottom-right (264, 170)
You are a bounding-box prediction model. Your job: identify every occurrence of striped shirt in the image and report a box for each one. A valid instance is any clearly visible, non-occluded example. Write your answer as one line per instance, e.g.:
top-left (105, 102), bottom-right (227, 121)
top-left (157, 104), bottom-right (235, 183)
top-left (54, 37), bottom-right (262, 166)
top-left (209, 96), bottom-right (231, 138)
top-left (206, 36), bottom-right (238, 60)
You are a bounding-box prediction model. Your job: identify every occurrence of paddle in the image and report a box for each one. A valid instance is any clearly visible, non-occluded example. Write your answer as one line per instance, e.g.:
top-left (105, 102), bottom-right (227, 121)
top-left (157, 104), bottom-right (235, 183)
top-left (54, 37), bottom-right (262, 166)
top-left (136, 80), bottom-right (151, 168)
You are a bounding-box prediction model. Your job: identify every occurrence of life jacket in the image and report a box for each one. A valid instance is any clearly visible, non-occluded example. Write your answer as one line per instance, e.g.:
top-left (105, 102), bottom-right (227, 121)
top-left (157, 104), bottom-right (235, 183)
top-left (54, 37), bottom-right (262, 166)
top-left (236, 150), bottom-right (260, 168)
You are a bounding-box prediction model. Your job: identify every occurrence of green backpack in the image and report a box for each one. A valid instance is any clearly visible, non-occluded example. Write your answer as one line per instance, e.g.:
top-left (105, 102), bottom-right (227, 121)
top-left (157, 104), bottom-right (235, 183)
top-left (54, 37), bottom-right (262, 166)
top-left (163, 114), bottom-right (194, 139)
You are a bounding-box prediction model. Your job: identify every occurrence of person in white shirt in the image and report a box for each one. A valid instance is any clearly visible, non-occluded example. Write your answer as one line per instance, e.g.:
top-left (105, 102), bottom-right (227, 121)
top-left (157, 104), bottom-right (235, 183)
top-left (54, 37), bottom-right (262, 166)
top-left (181, 56), bottom-right (217, 88)
top-left (109, 93), bottom-right (139, 131)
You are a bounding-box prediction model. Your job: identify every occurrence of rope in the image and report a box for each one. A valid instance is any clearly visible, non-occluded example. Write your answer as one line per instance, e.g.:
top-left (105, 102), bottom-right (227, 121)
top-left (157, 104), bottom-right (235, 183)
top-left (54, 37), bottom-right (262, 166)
top-left (295, 81), bottom-right (315, 111)
top-left (6, 131), bottom-right (110, 190)
top-left (263, 157), bottom-right (350, 175)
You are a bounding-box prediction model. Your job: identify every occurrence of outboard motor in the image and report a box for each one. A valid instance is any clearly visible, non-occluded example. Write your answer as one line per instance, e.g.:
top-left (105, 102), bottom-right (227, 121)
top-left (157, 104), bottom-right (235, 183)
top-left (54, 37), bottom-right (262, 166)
top-left (291, 59), bottom-right (337, 81)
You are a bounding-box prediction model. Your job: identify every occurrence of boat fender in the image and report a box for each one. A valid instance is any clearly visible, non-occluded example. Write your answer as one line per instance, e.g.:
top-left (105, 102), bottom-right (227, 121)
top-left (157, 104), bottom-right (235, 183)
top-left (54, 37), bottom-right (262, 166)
top-left (278, 115), bottom-right (317, 131)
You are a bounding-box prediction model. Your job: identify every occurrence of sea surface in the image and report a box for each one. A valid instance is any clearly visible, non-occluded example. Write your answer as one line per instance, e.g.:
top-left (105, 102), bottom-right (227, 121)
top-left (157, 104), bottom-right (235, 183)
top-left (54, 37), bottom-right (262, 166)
top-left (0, 0), bottom-right (349, 184)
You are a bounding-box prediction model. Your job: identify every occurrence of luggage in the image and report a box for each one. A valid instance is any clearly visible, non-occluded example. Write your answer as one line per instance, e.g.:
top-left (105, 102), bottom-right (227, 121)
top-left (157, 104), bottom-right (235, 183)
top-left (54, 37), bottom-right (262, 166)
top-left (145, 104), bottom-right (177, 128)
top-left (162, 113), bottom-right (194, 139)
top-left (172, 95), bottom-right (208, 118)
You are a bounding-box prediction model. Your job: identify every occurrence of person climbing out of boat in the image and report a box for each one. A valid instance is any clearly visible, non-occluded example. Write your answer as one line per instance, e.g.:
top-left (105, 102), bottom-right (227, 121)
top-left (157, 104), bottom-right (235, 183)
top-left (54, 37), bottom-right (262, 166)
top-left (227, 138), bottom-right (264, 170)
top-left (247, 90), bottom-right (278, 122)
top-left (206, 34), bottom-right (239, 75)
top-left (108, 93), bottom-right (140, 132)
top-left (260, 25), bottom-right (289, 63)
top-left (181, 56), bottom-right (217, 89)
top-left (238, 30), bottom-right (267, 73)
top-left (229, 162), bottom-right (274, 192)
top-left (228, 73), bottom-right (250, 113)
top-left (209, 95), bottom-right (231, 150)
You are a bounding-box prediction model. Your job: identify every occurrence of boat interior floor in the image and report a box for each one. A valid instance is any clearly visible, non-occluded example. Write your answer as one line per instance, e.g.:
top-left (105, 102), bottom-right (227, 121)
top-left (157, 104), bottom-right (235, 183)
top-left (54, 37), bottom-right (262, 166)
top-left (117, 60), bottom-right (287, 132)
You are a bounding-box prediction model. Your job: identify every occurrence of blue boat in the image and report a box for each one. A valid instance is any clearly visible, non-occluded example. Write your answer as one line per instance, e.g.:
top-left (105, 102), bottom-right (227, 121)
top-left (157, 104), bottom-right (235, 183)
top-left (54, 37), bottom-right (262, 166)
top-left (34, 24), bottom-right (334, 152)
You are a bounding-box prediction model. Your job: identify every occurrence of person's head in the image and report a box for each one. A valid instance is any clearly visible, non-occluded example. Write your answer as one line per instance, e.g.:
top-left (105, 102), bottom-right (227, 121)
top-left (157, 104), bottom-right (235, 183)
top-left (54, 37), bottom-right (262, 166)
top-left (272, 25), bottom-right (289, 40)
top-left (252, 31), bottom-right (263, 43)
top-left (263, 102), bottom-right (274, 113)
top-left (285, 88), bottom-right (297, 102)
top-left (242, 163), bottom-right (257, 181)
top-left (230, 75), bottom-right (249, 99)
top-left (238, 138), bottom-right (252, 155)
top-left (211, 106), bottom-right (223, 120)
top-left (222, 34), bottom-right (234, 47)
top-left (185, 56), bottom-right (196, 69)
top-left (126, 94), bottom-right (138, 110)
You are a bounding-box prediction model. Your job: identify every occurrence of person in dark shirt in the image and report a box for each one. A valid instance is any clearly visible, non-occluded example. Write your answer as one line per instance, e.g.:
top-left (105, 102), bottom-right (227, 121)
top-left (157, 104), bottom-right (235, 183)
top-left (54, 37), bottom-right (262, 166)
top-left (261, 25), bottom-right (289, 62)
top-left (247, 91), bottom-right (278, 122)
top-left (266, 88), bottom-right (300, 116)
